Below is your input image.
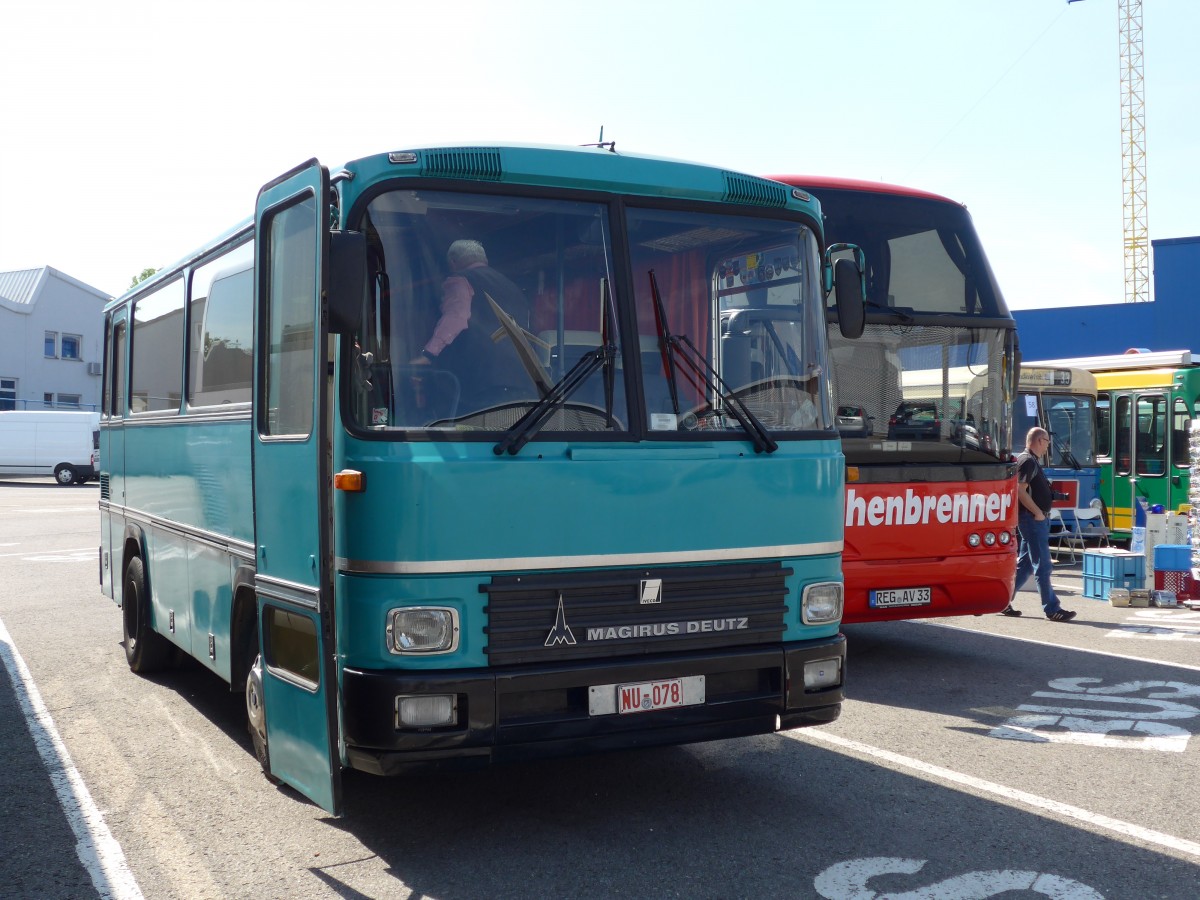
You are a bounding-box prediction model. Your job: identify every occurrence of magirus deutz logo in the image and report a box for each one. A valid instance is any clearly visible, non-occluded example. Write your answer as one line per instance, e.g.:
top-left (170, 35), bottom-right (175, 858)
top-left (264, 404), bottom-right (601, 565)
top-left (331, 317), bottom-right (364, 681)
top-left (544, 586), bottom-right (748, 647)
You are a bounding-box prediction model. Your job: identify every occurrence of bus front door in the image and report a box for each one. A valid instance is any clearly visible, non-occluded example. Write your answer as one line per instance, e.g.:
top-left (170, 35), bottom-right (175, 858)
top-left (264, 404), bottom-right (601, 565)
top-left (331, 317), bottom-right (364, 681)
top-left (251, 160), bottom-right (341, 815)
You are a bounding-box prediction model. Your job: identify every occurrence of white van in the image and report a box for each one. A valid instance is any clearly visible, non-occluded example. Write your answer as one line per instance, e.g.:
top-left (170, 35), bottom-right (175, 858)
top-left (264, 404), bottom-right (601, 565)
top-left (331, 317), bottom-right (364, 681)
top-left (0, 410), bottom-right (100, 485)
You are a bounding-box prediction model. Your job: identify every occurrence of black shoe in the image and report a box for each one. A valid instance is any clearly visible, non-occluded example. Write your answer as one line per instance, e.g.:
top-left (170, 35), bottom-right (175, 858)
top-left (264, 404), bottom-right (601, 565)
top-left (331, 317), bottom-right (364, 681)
top-left (1048, 608), bottom-right (1077, 622)
top-left (999, 605), bottom-right (1022, 617)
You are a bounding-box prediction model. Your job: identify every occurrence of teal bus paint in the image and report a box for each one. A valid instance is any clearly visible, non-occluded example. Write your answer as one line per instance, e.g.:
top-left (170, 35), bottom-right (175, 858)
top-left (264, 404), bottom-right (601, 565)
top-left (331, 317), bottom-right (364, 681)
top-left (100, 145), bottom-right (862, 814)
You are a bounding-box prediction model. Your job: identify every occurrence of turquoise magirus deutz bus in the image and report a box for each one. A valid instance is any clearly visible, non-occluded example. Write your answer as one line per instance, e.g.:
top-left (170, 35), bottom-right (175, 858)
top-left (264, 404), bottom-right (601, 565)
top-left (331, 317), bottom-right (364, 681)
top-left (98, 144), bottom-right (866, 814)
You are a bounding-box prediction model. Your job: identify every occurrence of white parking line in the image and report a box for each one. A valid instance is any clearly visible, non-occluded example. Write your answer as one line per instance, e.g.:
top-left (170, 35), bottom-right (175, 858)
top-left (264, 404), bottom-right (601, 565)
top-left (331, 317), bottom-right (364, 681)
top-left (0, 547), bottom-right (94, 559)
top-left (0, 616), bottom-right (143, 899)
top-left (791, 728), bottom-right (1200, 862)
top-left (920, 619), bottom-right (1200, 674)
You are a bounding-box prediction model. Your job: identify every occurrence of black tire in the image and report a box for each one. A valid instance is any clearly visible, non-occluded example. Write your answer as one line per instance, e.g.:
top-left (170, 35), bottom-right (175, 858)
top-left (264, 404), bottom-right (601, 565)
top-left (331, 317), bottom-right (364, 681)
top-left (121, 556), bottom-right (173, 673)
top-left (54, 465), bottom-right (77, 486)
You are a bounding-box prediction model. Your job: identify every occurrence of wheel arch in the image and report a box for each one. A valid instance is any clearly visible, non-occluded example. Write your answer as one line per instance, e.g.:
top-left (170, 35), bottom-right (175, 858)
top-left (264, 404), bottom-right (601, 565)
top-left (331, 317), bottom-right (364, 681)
top-left (229, 565), bottom-right (259, 692)
top-left (117, 523), bottom-right (148, 607)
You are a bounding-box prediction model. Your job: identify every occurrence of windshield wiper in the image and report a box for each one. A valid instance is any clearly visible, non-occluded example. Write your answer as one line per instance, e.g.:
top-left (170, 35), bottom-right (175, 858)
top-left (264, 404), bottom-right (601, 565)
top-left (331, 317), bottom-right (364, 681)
top-left (1050, 431), bottom-right (1082, 470)
top-left (649, 270), bottom-right (777, 454)
top-left (493, 279), bottom-right (618, 456)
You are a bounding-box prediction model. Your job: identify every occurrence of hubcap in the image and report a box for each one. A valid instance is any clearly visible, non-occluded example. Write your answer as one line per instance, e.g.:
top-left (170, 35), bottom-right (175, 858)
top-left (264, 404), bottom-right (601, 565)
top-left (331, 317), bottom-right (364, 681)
top-left (246, 654), bottom-right (267, 741)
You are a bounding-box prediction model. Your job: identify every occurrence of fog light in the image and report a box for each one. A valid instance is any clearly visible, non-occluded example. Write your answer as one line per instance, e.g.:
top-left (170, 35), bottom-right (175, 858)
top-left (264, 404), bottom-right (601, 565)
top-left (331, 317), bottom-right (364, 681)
top-left (387, 607), bottom-right (460, 654)
top-left (967, 533), bottom-right (981, 548)
top-left (804, 657), bottom-right (842, 690)
top-left (983, 532), bottom-right (997, 546)
top-left (999, 531), bottom-right (1012, 545)
top-left (802, 582), bottom-right (843, 624)
top-left (396, 694), bottom-right (458, 729)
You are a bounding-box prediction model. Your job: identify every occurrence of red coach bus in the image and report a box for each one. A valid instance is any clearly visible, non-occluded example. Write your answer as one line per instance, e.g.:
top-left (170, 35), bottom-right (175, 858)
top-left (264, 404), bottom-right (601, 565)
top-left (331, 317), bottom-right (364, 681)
top-left (769, 176), bottom-right (1018, 622)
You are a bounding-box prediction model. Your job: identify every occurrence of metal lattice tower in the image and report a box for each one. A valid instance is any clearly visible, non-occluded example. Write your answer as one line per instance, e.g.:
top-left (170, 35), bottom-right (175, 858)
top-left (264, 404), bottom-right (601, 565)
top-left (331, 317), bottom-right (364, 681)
top-left (1118, 0), bottom-right (1150, 302)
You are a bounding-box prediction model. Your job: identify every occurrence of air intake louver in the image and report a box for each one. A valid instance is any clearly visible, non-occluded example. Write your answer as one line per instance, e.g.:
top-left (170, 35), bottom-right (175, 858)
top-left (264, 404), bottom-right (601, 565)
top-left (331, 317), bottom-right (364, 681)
top-left (422, 147), bottom-right (503, 181)
top-left (723, 172), bottom-right (788, 208)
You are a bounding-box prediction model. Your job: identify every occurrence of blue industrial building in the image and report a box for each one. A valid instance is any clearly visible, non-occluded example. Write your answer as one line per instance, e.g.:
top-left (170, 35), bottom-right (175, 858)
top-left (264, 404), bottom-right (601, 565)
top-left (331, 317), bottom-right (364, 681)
top-left (1012, 235), bottom-right (1200, 360)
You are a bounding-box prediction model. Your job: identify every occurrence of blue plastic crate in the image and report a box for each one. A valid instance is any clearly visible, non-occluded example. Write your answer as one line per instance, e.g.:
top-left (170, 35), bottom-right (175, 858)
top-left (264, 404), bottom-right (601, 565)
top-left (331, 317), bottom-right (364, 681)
top-left (1083, 550), bottom-right (1145, 582)
top-left (1153, 544), bottom-right (1191, 572)
top-left (1084, 571), bottom-right (1143, 601)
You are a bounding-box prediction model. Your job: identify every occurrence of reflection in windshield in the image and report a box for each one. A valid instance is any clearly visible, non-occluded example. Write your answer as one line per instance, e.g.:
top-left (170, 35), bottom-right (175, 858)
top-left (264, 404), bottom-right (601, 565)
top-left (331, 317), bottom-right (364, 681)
top-left (353, 191), bottom-right (623, 432)
top-left (630, 208), bottom-right (829, 435)
top-left (830, 324), bottom-right (1009, 462)
top-left (349, 190), bottom-right (832, 442)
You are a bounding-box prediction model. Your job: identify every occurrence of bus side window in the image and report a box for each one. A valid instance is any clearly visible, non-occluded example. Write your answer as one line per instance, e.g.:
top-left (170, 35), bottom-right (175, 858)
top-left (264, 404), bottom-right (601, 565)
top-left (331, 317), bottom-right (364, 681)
top-left (188, 241), bottom-right (254, 408)
top-left (1095, 392), bottom-right (1111, 459)
top-left (1172, 397), bottom-right (1190, 469)
top-left (131, 278), bottom-right (186, 414)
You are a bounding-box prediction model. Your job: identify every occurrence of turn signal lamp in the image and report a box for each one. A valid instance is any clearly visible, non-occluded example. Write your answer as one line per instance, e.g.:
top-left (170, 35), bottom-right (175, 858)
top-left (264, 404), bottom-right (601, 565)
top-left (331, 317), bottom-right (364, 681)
top-left (334, 469), bottom-right (365, 492)
top-left (999, 531), bottom-right (1013, 545)
top-left (967, 533), bottom-right (982, 548)
top-left (846, 466), bottom-right (860, 483)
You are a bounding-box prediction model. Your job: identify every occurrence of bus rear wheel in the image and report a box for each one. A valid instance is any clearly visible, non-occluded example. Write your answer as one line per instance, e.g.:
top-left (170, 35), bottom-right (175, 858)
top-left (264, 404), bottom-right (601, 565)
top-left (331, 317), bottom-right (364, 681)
top-left (121, 556), bottom-right (173, 672)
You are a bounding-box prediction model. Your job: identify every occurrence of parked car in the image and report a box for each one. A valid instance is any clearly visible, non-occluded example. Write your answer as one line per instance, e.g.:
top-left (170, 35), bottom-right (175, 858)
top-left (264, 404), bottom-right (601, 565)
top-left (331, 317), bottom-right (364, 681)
top-left (836, 404), bottom-right (873, 438)
top-left (886, 401), bottom-right (941, 441)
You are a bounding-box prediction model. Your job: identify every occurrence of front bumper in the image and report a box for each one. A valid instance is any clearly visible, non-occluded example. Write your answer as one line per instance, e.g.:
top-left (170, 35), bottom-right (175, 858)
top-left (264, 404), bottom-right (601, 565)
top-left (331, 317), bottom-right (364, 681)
top-left (341, 636), bottom-right (845, 775)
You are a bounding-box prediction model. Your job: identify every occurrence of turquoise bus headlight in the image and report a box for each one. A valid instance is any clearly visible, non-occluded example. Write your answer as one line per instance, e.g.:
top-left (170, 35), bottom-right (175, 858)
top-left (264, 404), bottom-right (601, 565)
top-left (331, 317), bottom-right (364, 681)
top-left (386, 607), bottom-right (460, 654)
top-left (801, 582), bottom-right (843, 625)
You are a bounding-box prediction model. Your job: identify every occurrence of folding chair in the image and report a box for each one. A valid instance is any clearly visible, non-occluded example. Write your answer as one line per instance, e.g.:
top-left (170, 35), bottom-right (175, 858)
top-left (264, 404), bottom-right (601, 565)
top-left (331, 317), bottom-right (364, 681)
top-left (1073, 507), bottom-right (1110, 548)
top-left (1049, 509), bottom-right (1086, 563)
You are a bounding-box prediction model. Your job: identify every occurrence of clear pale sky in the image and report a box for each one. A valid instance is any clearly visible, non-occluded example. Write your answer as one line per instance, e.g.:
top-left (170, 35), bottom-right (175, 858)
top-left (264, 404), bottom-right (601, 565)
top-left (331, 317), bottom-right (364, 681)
top-left (1, 0), bottom-right (1196, 310)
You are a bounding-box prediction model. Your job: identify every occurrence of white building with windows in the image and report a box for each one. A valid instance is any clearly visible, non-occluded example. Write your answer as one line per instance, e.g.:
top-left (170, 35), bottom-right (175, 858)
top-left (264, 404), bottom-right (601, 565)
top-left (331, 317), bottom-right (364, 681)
top-left (0, 267), bottom-right (110, 411)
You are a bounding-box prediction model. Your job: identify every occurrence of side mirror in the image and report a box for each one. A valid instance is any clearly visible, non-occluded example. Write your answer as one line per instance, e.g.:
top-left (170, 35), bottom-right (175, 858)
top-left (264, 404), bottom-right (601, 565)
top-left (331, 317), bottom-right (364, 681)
top-left (823, 242), bottom-right (866, 339)
top-left (328, 230), bottom-right (366, 335)
top-left (834, 259), bottom-right (865, 339)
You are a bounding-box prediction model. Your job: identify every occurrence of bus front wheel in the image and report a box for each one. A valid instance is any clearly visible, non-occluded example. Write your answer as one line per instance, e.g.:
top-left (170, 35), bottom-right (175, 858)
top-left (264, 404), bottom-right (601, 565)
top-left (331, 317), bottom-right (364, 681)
top-left (121, 556), bottom-right (173, 673)
top-left (245, 650), bottom-right (279, 783)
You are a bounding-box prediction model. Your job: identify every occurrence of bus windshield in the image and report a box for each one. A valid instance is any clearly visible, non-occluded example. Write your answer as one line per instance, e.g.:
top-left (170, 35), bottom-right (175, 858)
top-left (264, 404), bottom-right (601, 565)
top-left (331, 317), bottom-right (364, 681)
top-left (1013, 392), bottom-right (1097, 467)
top-left (351, 189), bottom-right (829, 438)
top-left (830, 323), bottom-right (1009, 462)
top-left (819, 188), bottom-right (1009, 319)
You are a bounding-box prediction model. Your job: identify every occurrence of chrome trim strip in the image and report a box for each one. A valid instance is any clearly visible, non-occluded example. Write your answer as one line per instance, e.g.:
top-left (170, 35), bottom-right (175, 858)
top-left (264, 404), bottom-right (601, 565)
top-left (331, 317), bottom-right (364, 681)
top-left (100, 501), bottom-right (255, 561)
top-left (106, 408), bottom-right (251, 426)
top-left (255, 574), bottom-right (321, 611)
top-left (337, 541), bottom-right (843, 576)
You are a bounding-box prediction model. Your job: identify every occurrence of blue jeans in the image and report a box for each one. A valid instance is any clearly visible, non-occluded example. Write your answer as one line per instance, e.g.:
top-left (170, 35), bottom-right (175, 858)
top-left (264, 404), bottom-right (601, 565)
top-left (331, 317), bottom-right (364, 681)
top-left (1014, 513), bottom-right (1062, 616)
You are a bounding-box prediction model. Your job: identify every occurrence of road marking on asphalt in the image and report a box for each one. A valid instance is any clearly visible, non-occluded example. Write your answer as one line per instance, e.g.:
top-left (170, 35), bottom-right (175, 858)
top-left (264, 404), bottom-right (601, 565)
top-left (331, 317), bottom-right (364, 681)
top-left (920, 619), bottom-right (1200, 674)
top-left (988, 676), bottom-right (1200, 751)
top-left (791, 728), bottom-right (1200, 863)
top-left (0, 546), bottom-right (94, 560)
top-left (0, 616), bottom-right (143, 899)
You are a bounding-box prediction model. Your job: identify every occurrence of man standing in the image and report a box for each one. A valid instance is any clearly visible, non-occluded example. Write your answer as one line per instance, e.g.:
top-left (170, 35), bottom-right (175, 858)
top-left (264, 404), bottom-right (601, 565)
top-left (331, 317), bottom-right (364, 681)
top-left (1001, 427), bottom-right (1077, 621)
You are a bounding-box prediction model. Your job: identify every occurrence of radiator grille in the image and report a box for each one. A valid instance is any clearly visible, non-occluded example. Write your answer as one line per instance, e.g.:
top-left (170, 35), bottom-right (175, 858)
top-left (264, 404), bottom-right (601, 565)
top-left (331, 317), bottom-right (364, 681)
top-left (422, 147), bottom-right (503, 181)
top-left (483, 561), bottom-right (790, 666)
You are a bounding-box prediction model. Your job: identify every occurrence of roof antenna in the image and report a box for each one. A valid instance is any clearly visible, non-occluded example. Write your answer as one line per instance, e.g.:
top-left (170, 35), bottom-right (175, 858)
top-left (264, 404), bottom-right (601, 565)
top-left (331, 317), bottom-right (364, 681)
top-left (581, 126), bottom-right (616, 152)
